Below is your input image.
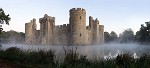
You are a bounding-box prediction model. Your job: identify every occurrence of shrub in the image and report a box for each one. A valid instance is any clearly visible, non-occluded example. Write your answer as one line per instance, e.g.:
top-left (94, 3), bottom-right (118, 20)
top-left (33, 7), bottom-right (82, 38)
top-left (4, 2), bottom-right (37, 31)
top-left (0, 47), bottom-right (150, 68)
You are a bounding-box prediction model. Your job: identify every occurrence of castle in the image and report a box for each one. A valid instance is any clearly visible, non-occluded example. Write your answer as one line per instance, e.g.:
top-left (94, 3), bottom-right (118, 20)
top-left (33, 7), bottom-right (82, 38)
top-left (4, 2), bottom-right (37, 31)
top-left (25, 8), bottom-right (104, 45)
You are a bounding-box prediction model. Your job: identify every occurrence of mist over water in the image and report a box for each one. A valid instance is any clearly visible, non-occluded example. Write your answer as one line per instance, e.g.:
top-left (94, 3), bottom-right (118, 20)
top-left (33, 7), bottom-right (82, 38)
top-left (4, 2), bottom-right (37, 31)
top-left (1, 43), bottom-right (150, 59)
top-left (104, 43), bottom-right (150, 56)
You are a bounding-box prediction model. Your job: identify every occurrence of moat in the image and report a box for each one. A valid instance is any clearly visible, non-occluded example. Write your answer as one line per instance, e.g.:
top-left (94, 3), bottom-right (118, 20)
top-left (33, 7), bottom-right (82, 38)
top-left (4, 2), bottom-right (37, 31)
top-left (1, 43), bottom-right (150, 59)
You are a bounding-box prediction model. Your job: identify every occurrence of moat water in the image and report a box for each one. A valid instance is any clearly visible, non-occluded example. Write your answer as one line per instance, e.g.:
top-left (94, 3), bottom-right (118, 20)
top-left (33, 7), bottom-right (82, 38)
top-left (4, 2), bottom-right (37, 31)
top-left (1, 43), bottom-right (150, 59)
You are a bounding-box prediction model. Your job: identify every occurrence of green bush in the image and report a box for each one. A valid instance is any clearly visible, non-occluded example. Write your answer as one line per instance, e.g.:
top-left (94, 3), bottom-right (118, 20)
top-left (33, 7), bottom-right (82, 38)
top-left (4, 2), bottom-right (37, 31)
top-left (0, 47), bottom-right (150, 68)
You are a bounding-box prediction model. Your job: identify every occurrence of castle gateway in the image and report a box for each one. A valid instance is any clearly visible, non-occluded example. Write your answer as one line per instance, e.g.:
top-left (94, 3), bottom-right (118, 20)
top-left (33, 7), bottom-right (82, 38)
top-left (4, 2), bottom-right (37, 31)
top-left (25, 8), bottom-right (104, 45)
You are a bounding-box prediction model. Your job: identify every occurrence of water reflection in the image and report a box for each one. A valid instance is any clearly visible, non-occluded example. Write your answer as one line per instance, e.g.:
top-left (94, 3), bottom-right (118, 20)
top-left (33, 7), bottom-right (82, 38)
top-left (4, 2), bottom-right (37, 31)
top-left (1, 43), bottom-right (150, 59)
top-left (104, 50), bottom-right (139, 59)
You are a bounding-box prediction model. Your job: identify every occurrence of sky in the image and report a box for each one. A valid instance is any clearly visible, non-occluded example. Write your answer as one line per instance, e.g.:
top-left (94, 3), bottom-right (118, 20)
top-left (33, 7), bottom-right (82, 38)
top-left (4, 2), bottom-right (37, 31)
top-left (1, 0), bottom-right (150, 35)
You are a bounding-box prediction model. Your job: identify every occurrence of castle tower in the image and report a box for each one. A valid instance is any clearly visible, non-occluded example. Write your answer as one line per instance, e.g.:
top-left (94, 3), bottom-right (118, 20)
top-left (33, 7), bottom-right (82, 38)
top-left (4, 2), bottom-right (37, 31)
top-left (99, 25), bottom-right (104, 44)
top-left (25, 23), bottom-right (32, 44)
top-left (89, 17), bottom-right (101, 44)
top-left (39, 14), bottom-right (55, 45)
top-left (89, 16), bottom-right (93, 28)
top-left (69, 8), bottom-right (86, 45)
top-left (93, 18), bottom-right (100, 44)
top-left (25, 18), bottom-right (37, 44)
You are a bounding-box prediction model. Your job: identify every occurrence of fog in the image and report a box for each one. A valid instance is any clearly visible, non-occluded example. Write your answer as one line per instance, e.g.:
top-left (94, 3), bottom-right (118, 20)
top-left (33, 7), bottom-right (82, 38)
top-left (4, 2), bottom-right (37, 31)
top-left (1, 43), bottom-right (150, 59)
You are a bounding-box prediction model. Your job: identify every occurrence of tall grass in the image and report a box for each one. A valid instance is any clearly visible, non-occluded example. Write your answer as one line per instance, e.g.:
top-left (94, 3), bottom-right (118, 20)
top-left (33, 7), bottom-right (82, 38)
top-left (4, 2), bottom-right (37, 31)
top-left (0, 47), bottom-right (150, 68)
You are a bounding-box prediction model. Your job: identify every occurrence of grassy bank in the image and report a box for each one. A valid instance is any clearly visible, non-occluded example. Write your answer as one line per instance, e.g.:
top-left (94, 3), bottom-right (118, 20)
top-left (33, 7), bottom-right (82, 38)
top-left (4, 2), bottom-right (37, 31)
top-left (0, 47), bottom-right (150, 68)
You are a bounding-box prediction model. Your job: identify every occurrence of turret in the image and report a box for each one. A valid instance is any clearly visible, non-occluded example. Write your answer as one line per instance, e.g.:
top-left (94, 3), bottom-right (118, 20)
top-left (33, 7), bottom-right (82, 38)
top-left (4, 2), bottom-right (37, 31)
top-left (99, 25), bottom-right (104, 44)
top-left (25, 18), bottom-right (37, 45)
top-left (90, 18), bottom-right (100, 44)
top-left (39, 14), bottom-right (55, 45)
top-left (69, 8), bottom-right (86, 45)
top-left (89, 16), bottom-right (93, 28)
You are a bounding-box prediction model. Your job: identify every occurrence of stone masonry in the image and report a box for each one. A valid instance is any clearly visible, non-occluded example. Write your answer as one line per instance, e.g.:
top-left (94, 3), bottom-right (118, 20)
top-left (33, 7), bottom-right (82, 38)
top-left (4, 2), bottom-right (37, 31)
top-left (25, 8), bottom-right (104, 45)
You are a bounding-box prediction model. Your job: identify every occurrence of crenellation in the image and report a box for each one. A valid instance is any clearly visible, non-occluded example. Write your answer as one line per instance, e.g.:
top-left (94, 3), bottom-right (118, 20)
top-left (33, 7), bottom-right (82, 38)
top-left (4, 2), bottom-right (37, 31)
top-left (60, 25), bottom-right (63, 27)
top-left (69, 8), bottom-right (86, 14)
top-left (56, 25), bottom-right (59, 28)
top-left (67, 24), bottom-right (69, 26)
top-left (89, 16), bottom-right (93, 28)
top-left (63, 24), bottom-right (66, 27)
top-left (25, 8), bottom-right (104, 45)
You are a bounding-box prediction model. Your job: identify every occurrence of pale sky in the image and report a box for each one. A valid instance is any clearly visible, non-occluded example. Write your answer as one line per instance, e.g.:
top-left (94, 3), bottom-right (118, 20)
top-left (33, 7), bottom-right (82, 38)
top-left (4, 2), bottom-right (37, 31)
top-left (1, 0), bottom-right (150, 35)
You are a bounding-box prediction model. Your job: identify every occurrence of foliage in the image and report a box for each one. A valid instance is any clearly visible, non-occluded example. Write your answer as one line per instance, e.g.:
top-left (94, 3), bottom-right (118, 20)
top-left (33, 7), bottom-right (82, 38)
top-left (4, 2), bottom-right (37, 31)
top-left (119, 28), bottom-right (135, 43)
top-left (110, 31), bottom-right (118, 41)
top-left (0, 8), bottom-right (11, 45)
top-left (135, 31), bottom-right (140, 42)
top-left (104, 21), bottom-right (150, 44)
top-left (137, 21), bottom-right (150, 44)
top-left (0, 47), bottom-right (56, 68)
top-left (0, 8), bottom-right (11, 25)
top-left (0, 47), bottom-right (150, 68)
top-left (1, 30), bottom-right (25, 44)
top-left (0, 8), bottom-right (10, 34)
top-left (104, 31), bottom-right (111, 43)
top-left (104, 31), bottom-right (118, 43)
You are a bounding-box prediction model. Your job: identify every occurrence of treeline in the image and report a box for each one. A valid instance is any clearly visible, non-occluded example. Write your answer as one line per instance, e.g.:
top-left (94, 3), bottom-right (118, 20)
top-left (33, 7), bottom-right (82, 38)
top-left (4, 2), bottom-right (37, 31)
top-left (104, 21), bottom-right (150, 44)
top-left (104, 28), bottom-right (135, 43)
top-left (0, 30), bottom-right (25, 44)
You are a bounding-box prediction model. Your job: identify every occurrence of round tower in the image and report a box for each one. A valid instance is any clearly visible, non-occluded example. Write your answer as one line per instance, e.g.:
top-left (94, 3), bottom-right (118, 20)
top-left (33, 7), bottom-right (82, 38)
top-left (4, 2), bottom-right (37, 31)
top-left (69, 8), bottom-right (86, 45)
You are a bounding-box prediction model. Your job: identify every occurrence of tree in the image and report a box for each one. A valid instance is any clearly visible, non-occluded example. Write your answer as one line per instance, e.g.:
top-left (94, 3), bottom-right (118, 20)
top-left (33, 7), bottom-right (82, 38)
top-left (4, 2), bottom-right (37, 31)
top-left (0, 8), bottom-right (10, 25)
top-left (135, 31), bottom-right (140, 42)
top-left (1, 30), bottom-right (25, 44)
top-left (137, 21), bottom-right (150, 43)
top-left (0, 8), bottom-right (11, 45)
top-left (110, 31), bottom-right (118, 41)
top-left (119, 28), bottom-right (135, 43)
top-left (0, 8), bottom-right (11, 33)
top-left (104, 31), bottom-right (118, 43)
top-left (104, 31), bottom-right (111, 43)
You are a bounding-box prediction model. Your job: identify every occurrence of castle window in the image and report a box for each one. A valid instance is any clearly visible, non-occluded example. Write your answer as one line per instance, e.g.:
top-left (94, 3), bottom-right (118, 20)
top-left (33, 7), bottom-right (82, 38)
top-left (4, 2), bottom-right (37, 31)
top-left (80, 16), bottom-right (81, 19)
top-left (80, 33), bottom-right (81, 36)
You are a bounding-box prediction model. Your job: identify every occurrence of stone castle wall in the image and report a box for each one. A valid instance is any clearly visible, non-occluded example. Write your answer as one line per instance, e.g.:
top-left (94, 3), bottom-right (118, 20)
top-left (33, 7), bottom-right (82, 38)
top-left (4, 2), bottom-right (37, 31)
top-left (53, 24), bottom-right (70, 45)
top-left (25, 8), bottom-right (104, 45)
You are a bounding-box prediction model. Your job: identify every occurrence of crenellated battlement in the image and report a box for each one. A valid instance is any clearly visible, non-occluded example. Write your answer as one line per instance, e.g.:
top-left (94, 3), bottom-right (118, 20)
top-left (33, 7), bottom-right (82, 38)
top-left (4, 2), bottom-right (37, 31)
top-left (69, 8), bottom-right (86, 14)
top-left (55, 24), bottom-right (69, 29)
top-left (56, 25), bottom-right (60, 28)
top-left (63, 24), bottom-right (66, 26)
top-left (25, 18), bottom-right (36, 27)
top-left (95, 18), bottom-right (99, 24)
top-left (40, 14), bottom-right (55, 23)
top-left (99, 25), bottom-right (104, 28)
